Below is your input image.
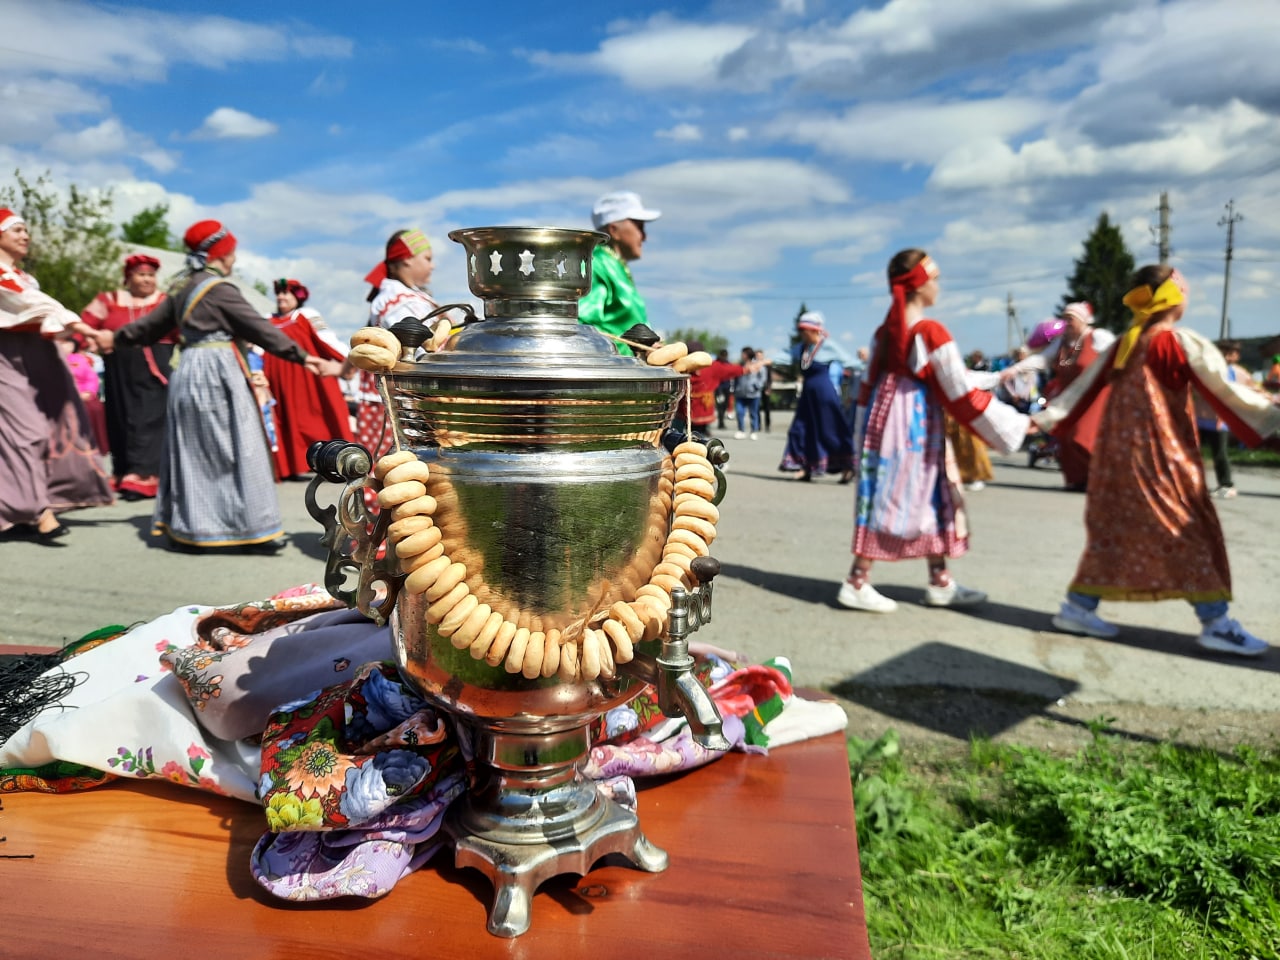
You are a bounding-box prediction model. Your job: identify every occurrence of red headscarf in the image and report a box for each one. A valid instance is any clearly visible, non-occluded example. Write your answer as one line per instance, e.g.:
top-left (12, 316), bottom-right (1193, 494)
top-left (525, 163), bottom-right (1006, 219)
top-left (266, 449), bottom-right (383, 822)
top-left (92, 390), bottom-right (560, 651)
top-left (183, 219), bottom-right (237, 270)
top-left (364, 229), bottom-right (431, 287)
top-left (273, 278), bottom-right (309, 306)
top-left (0, 208), bottom-right (23, 233)
top-left (873, 254), bottom-right (939, 377)
top-left (123, 253), bottom-right (161, 280)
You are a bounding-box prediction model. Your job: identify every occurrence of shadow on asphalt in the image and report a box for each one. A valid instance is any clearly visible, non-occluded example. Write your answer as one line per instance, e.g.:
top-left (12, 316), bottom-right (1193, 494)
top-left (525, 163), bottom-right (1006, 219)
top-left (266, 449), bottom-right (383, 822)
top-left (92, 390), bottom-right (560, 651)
top-left (119, 514), bottom-right (152, 541)
top-left (721, 561), bottom-right (1280, 680)
top-left (114, 514), bottom-right (331, 562)
top-left (941, 598), bottom-right (1280, 675)
top-left (717, 561), bottom-right (838, 604)
top-left (289, 530), bottom-right (331, 562)
top-left (833, 642), bottom-right (1078, 738)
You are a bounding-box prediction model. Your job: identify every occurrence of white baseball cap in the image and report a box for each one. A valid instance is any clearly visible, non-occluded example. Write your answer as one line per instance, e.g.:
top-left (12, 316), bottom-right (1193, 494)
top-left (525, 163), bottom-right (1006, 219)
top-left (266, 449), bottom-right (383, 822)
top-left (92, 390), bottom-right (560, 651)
top-left (591, 191), bottom-right (662, 230)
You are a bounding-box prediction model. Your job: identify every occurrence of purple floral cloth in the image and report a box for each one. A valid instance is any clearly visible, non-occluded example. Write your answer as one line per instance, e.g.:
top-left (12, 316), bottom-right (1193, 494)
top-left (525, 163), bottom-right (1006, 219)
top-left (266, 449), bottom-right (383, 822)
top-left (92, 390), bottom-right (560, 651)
top-left (252, 773), bottom-right (466, 900)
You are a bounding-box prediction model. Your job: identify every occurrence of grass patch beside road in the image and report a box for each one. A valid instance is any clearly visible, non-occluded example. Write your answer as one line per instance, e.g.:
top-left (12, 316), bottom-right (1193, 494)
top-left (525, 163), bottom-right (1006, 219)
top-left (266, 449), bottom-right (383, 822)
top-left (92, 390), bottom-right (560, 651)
top-left (853, 728), bottom-right (1280, 959)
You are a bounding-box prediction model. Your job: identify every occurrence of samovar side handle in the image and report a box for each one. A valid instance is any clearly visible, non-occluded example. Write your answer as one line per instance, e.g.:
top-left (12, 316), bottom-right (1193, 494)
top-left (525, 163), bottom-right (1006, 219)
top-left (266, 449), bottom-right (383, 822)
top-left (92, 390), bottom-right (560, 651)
top-left (304, 440), bottom-right (403, 626)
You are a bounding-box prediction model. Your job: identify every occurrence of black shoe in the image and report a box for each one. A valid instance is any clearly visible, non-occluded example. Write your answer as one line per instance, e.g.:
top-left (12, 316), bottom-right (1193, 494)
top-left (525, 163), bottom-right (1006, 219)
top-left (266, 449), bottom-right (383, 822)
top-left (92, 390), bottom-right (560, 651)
top-left (35, 523), bottom-right (70, 544)
top-left (240, 538), bottom-right (288, 555)
top-left (1, 523), bottom-right (68, 545)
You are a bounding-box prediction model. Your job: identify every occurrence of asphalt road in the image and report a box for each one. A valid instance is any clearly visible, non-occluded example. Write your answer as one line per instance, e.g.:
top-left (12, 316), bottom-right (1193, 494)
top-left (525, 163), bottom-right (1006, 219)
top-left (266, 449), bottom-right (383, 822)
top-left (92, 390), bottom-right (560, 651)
top-left (5, 410), bottom-right (1279, 721)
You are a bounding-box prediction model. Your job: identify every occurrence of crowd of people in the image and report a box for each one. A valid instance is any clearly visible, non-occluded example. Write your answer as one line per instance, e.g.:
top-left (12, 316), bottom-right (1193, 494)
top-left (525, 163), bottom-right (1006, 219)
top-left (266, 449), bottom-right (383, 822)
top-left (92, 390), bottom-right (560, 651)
top-left (4, 194), bottom-right (1280, 659)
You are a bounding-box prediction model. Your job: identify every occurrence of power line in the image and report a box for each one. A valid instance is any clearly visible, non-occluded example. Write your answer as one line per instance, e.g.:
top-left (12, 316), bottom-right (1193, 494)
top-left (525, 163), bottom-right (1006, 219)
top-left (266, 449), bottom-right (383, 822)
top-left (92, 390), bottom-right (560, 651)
top-left (648, 269), bottom-right (1066, 303)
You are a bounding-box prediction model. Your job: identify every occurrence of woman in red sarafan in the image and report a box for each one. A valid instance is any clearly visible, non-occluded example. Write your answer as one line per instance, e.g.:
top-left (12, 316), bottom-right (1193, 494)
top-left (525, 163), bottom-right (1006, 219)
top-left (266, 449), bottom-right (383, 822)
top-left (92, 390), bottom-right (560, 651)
top-left (80, 253), bottom-right (174, 499)
top-left (261, 279), bottom-right (352, 480)
top-left (1039, 265), bottom-right (1280, 657)
top-left (684, 339), bottom-right (743, 435)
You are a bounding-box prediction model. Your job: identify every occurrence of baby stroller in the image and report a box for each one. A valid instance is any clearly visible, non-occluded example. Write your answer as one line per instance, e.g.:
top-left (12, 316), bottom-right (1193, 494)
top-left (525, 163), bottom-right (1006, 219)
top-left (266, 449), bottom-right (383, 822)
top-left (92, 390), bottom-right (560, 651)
top-left (1016, 317), bottom-right (1065, 469)
top-left (1023, 395), bottom-right (1058, 469)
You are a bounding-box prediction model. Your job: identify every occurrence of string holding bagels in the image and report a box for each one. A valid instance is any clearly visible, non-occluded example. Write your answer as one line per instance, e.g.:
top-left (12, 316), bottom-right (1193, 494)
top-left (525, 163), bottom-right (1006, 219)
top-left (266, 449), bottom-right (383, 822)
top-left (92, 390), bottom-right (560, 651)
top-left (370, 440), bottom-right (719, 683)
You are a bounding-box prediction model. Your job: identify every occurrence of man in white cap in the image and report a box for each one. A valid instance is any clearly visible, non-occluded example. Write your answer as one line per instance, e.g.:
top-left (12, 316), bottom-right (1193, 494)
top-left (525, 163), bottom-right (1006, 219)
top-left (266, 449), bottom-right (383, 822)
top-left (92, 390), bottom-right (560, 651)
top-left (580, 190), bottom-right (661, 355)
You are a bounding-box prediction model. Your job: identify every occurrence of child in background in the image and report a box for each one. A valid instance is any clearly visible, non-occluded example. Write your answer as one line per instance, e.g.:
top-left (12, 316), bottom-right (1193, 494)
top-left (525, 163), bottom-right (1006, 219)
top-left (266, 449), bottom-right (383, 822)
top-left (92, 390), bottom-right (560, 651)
top-left (58, 337), bottom-right (109, 454)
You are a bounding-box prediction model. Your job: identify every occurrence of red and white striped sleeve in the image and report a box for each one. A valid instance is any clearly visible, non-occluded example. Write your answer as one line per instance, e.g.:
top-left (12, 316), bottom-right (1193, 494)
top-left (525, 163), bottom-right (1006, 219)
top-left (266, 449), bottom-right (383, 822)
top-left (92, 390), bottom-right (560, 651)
top-left (912, 319), bottom-right (1028, 454)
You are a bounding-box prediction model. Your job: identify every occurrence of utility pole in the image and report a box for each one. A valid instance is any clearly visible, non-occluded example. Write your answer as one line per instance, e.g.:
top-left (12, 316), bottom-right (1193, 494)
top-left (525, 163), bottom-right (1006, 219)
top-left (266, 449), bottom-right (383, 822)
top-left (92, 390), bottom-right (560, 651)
top-left (1218, 200), bottom-right (1243, 340)
top-left (1006, 292), bottom-right (1021, 354)
top-left (1153, 191), bottom-right (1171, 264)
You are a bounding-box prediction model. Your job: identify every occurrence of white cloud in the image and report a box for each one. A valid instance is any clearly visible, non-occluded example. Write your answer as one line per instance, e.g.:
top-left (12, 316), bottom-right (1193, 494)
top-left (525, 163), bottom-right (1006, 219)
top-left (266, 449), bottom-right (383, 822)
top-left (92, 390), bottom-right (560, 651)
top-left (428, 37), bottom-right (488, 56)
top-left (0, 77), bottom-right (106, 142)
top-left (2, 1), bottom-right (352, 83)
top-left (767, 97), bottom-right (1050, 165)
top-left (656, 123), bottom-right (703, 142)
top-left (46, 118), bottom-right (177, 172)
top-left (528, 18), bottom-right (755, 90)
top-left (929, 100), bottom-right (1278, 190)
top-left (727, 127), bottom-right (749, 142)
top-left (192, 107), bottom-right (279, 140)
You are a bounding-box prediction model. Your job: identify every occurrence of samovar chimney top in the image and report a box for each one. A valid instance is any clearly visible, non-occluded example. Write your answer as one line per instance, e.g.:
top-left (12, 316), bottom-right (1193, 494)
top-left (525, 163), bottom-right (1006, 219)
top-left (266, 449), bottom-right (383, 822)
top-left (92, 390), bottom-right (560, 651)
top-left (447, 226), bottom-right (607, 321)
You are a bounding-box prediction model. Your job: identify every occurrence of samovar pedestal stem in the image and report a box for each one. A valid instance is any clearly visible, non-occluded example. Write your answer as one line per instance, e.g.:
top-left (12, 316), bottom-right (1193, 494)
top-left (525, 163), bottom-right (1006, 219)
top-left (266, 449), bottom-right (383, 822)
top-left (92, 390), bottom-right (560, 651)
top-left (446, 722), bottom-right (669, 938)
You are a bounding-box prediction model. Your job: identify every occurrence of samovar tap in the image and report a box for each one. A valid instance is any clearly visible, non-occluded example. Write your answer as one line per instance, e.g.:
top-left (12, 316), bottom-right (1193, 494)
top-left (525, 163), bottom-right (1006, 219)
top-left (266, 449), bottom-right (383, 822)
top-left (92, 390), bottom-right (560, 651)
top-left (619, 568), bottom-right (731, 751)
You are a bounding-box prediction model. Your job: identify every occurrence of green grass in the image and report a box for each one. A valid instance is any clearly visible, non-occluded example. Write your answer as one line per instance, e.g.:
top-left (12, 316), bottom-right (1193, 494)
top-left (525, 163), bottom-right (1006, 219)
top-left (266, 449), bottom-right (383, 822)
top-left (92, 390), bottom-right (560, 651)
top-left (851, 728), bottom-right (1280, 959)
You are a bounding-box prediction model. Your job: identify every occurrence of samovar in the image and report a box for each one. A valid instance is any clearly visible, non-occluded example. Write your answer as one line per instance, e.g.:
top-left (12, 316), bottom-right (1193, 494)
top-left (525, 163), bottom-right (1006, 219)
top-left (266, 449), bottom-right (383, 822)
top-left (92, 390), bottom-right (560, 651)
top-left (306, 226), bottom-right (731, 937)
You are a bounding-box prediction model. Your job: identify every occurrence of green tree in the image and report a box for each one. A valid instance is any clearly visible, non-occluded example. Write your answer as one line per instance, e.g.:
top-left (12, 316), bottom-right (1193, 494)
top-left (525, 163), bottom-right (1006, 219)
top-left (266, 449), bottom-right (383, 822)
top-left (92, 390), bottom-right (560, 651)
top-left (1062, 213), bottom-right (1135, 334)
top-left (120, 202), bottom-right (179, 251)
top-left (667, 327), bottom-right (729, 357)
top-left (1, 170), bottom-right (122, 312)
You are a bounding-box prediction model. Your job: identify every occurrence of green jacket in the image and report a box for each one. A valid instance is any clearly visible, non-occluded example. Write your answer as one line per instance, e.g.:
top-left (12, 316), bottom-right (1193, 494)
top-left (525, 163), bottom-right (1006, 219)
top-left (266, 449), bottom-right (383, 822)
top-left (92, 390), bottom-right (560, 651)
top-left (579, 245), bottom-right (647, 356)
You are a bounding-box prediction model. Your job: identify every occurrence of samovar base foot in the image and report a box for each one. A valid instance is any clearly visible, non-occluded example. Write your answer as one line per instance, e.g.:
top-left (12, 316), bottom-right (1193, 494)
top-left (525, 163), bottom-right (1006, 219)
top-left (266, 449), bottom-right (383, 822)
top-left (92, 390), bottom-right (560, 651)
top-left (449, 797), bottom-right (669, 938)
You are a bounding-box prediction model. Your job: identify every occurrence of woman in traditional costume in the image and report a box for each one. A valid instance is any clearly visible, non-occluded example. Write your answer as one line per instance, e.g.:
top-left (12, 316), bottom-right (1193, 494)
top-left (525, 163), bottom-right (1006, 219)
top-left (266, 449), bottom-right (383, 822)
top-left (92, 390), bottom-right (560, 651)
top-left (0, 208), bottom-right (114, 542)
top-left (1039, 266), bottom-right (1280, 656)
top-left (356, 229), bottom-right (441, 462)
top-left (97, 221), bottom-right (335, 553)
top-left (80, 254), bottom-right (172, 500)
top-left (1000, 302), bottom-right (1114, 490)
top-left (838, 249), bottom-right (1027, 613)
top-left (778, 312), bottom-right (855, 482)
top-left (261, 278), bottom-right (352, 480)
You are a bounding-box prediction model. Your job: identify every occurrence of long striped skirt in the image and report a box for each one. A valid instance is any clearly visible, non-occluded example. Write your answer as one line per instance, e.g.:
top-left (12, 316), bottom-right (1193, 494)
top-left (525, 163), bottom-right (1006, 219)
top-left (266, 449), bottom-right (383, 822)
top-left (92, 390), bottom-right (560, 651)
top-left (853, 372), bottom-right (967, 561)
top-left (153, 342), bottom-right (283, 547)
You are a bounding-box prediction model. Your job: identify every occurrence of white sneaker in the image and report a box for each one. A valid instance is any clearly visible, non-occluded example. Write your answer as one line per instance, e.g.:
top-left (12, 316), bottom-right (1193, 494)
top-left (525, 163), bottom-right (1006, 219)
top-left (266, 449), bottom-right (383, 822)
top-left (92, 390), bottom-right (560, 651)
top-left (837, 580), bottom-right (898, 613)
top-left (750, 432), bottom-right (759, 441)
top-left (1051, 601), bottom-right (1119, 639)
top-left (734, 431), bottom-right (746, 439)
top-left (924, 581), bottom-right (987, 607)
top-left (1216, 486), bottom-right (1238, 500)
top-left (1196, 616), bottom-right (1268, 657)
top-left (964, 481), bottom-right (985, 491)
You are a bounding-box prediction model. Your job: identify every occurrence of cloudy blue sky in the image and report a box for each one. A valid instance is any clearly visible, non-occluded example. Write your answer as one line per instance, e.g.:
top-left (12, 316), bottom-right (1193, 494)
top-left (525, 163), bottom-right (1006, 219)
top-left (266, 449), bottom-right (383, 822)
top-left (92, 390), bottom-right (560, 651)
top-left (3, 0), bottom-right (1278, 361)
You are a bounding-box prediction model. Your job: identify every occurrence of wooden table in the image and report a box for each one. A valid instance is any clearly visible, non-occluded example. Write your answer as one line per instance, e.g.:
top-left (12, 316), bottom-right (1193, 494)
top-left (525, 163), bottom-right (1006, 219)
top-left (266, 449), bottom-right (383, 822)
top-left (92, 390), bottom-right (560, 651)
top-left (0, 731), bottom-right (868, 959)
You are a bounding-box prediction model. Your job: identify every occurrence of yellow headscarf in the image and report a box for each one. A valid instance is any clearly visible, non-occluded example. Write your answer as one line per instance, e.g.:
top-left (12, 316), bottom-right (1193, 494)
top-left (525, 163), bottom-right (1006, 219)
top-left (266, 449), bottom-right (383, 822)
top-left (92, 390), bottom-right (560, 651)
top-left (1113, 271), bottom-right (1187, 369)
